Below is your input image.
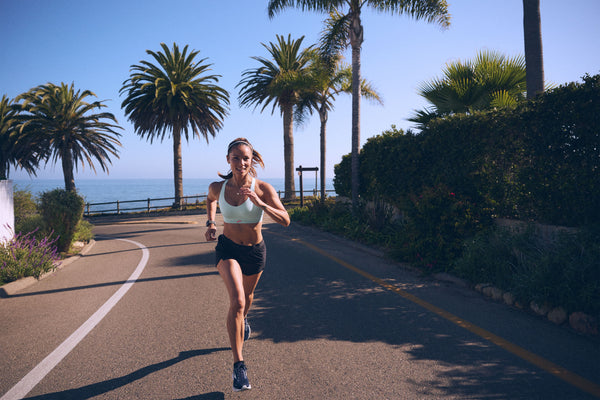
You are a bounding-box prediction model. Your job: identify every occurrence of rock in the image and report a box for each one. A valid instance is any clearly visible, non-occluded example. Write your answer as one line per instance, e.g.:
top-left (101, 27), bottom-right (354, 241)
top-left (490, 287), bottom-right (503, 301)
top-left (481, 286), bottom-right (503, 301)
top-left (482, 286), bottom-right (493, 297)
top-left (569, 312), bottom-right (599, 335)
top-left (475, 283), bottom-right (490, 292)
top-left (547, 307), bottom-right (567, 325)
top-left (503, 292), bottom-right (514, 306)
top-left (514, 301), bottom-right (524, 309)
top-left (530, 301), bottom-right (550, 316)
top-left (433, 273), bottom-right (468, 287)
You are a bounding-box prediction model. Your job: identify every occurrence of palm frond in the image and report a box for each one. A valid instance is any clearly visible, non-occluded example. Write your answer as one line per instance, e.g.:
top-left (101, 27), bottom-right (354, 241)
top-left (267, 0), bottom-right (341, 18)
top-left (368, 0), bottom-right (451, 28)
top-left (319, 10), bottom-right (351, 62)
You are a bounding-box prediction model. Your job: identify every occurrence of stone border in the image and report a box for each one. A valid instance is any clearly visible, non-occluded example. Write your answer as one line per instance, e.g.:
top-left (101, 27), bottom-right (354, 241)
top-left (0, 240), bottom-right (96, 297)
top-left (473, 282), bottom-right (598, 336)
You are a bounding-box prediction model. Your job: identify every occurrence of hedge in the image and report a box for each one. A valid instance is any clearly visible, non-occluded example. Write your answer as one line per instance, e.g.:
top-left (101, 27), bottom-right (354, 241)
top-left (334, 73), bottom-right (600, 228)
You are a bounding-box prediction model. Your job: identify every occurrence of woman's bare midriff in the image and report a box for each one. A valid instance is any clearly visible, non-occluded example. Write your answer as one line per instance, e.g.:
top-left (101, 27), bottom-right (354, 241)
top-left (223, 222), bottom-right (263, 246)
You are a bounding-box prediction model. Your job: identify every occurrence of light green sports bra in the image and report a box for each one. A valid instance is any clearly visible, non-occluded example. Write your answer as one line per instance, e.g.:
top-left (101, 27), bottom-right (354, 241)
top-left (218, 178), bottom-right (264, 224)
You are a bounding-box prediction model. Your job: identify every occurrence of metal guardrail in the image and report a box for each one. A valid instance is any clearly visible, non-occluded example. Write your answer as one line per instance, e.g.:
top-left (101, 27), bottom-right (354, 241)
top-left (84, 189), bottom-right (337, 217)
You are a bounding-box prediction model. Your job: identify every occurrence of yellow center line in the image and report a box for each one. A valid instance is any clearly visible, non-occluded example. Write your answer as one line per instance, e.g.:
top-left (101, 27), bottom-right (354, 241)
top-left (284, 234), bottom-right (600, 398)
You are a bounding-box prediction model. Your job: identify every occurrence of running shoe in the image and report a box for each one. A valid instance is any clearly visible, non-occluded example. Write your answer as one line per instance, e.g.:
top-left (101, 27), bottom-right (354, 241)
top-left (232, 361), bottom-right (251, 391)
top-left (244, 318), bottom-right (251, 341)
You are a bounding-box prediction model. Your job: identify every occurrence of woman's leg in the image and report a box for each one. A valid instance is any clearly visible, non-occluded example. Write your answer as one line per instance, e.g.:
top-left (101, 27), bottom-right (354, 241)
top-left (217, 259), bottom-right (246, 362)
top-left (243, 271), bottom-right (263, 318)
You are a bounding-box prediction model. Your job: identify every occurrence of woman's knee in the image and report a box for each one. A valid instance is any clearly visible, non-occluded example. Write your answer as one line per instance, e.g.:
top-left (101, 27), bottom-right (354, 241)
top-left (229, 294), bottom-right (246, 314)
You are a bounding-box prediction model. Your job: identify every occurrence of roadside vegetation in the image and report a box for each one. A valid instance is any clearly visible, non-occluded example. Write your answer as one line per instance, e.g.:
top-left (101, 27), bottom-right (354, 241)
top-left (292, 73), bottom-right (600, 320)
top-left (1, 188), bottom-right (93, 286)
top-left (290, 200), bottom-right (600, 318)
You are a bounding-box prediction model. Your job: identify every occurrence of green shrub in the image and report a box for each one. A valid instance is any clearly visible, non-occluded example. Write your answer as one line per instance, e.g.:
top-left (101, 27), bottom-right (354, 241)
top-left (453, 225), bottom-right (538, 290)
top-left (333, 154), bottom-right (351, 198)
top-left (39, 189), bottom-right (85, 253)
top-left (13, 189), bottom-right (38, 227)
top-left (0, 230), bottom-right (59, 285)
top-left (15, 214), bottom-right (49, 240)
top-left (290, 199), bottom-right (395, 248)
top-left (453, 225), bottom-right (600, 316)
top-left (333, 73), bottom-right (600, 227)
top-left (391, 184), bottom-right (493, 272)
top-left (72, 219), bottom-right (94, 244)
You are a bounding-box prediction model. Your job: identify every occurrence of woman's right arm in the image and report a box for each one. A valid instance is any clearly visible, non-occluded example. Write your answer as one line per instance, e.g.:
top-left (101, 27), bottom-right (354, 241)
top-left (205, 182), bottom-right (219, 241)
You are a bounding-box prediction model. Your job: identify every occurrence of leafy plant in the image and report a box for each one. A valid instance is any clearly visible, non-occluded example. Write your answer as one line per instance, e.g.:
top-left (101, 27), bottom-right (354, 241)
top-left (13, 189), bottom-right (38, 226)
top-left (0, 230), bottom-right (59, 285)
top-left (453, 224), bottom-right (600, 316)
top-left (290, 199), bottom-right (394, 247)
top-left (72, 219), bottom-right (94, 244)
top-left (334, 73), bottom-right (600, 227)
top-left (39, 189), bottom-right (85, 253)
top-left (392, 184), bottom-right (492, 272)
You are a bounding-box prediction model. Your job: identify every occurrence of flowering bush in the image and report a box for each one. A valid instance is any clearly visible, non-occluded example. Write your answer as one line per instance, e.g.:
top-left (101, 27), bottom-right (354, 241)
top-left (0, 230), bottom-right (59, 285)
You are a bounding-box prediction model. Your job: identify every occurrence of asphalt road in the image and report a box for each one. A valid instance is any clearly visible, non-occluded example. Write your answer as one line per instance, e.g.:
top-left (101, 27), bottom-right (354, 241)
top-left (1, 213), bottom-right (599, 399)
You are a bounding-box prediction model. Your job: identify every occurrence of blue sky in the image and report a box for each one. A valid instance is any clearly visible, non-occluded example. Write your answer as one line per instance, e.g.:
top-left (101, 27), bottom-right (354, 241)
top-left (3, 1), bottom-right (599, 181)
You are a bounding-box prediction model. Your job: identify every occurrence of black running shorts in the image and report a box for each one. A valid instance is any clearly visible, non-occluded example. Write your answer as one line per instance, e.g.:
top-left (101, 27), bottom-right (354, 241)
top-left (215, 234), bottom-right (267, 276)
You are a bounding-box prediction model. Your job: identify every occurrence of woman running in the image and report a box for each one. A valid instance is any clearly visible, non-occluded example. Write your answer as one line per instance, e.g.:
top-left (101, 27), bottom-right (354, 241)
top-left (205, 137), bottom-right (290, 391)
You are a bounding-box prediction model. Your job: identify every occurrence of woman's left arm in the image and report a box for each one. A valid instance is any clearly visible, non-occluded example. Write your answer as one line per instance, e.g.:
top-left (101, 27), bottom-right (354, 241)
top-left (241, 182), bottom-right (290, 227)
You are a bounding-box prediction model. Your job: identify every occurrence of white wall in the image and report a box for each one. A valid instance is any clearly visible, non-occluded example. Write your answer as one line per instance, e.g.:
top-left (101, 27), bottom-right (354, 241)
top-left (0, 180), bottom-right (14, 243)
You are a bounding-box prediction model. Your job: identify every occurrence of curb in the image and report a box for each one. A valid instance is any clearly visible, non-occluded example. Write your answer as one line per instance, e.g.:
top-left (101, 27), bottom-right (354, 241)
top-left (0, 239), bottom-right (96, 297)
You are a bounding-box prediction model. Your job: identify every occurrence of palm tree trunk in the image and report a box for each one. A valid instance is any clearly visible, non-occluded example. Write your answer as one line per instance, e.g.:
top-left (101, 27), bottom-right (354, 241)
top-left (62, 150), bottom-right (76, 192)
top-left (283, 102), bottom-right (295, 200)
top-left (0, 158), bottom-right (8, 180)
top-left (173, 128), bottom-right (183, 208)
top-left (523, 0), bottom-right (544, 98)
top-left (350, 9), bottom-right (364, 211)
top-left (319, 108), bottom-right (327, 203)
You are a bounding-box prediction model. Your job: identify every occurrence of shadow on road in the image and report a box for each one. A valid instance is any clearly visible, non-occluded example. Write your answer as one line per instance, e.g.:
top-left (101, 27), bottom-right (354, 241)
top-left (246, 228), bottom-right (593, 400)
top-left (23, 348), bottom-right (229, 400)
top-left (174, 393), bottom-right (225, 400)
top-left (5, 271), bottom-right (219, 298)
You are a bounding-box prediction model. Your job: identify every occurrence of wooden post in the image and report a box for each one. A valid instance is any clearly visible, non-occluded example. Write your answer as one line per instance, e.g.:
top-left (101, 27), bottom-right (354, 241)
top-left (296, 166), bottom-right (318, 208)
top-left (298, 166), bottom-right (304, 207)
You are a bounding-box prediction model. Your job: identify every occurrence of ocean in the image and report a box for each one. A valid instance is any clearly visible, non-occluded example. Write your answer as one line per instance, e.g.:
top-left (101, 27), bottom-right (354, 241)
top-left (12, 177), bottom-right (336, 205)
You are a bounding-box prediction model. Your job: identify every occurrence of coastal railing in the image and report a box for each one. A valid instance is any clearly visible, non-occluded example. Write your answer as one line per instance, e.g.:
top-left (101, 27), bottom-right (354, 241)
top-left (84, 189), bottom-right (336, 216)
top-left (84, 194), bottom-right (207, 216)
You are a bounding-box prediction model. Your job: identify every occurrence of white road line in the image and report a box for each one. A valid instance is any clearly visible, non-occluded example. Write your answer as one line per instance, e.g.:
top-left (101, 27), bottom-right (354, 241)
top-left (1, 238), bottom-right (149, 400)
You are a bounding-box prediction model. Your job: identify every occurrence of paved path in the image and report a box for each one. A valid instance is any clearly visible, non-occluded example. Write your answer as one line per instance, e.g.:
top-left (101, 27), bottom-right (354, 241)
top-left (1, 214), bottom-right (599, 399)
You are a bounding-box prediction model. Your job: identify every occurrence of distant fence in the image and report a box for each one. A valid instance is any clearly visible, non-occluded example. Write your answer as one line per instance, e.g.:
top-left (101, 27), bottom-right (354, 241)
top-left (84, 189), bottom-right (336, 216)
top-left (84, 194), bottom-right (208, 216)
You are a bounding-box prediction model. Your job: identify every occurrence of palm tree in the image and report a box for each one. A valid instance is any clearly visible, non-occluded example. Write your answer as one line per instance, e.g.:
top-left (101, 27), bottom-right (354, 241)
top-left (296, 48), bottom-right (382, 202)
top-left (0, 95), bottom-right (37, 180)
top-left (121, 42), bottom-right (229, 208)
top-left (15, 83), bottom-right (122, 191)
top-left (238, 34), bottom-right (314, 200)
top-left (523, 0), bottom-right (544, 98)
top-left (268, 0), bottom-right (450, 209)
top-left (410, 50), bottom-right (527, 126)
